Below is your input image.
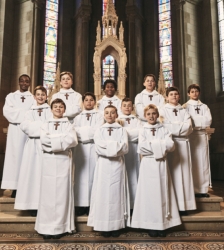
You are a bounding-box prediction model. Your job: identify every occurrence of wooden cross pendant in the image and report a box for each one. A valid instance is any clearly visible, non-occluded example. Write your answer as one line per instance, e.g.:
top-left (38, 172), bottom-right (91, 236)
top-left (108, 100), bottom-right (113, 105)
top-left (108, 127), bottom-right (113, 136)
top-left (21, 96), bottom-right (26, 102)
top-left (151, 128), bottom-right (156, 136)
top-left (173, 109), bottom-right (178, 116)
top-left (195, 107), bottom-right (200, 114)
top-left (64, 93), bottom-right (69, 100)
top-left (86, 113), bottom-right (91, 121)
top-left (54, 122), bottom-right (60, 130)
top-left (126, 118), bottom-right (131, 124)
top-left (149, 95), bottom-right (153, 101)
top-left (37, 109), bottom-right (43, 116)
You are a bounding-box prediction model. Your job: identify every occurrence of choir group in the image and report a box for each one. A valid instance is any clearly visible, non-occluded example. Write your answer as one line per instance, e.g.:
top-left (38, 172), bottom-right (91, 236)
top-left (1, 71), bottom-right (212, 239)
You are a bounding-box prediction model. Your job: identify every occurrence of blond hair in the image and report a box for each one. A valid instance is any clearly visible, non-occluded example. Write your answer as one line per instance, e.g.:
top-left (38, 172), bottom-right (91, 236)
top-left (144, 104), bottom-right (159, 116)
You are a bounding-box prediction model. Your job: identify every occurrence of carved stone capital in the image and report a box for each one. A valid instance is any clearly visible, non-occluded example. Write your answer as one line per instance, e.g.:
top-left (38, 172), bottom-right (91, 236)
top-left (172, 0), bottom-right (202, 10)
top-left (126, 4), bottom-right (144, 22)
top-left (74, 4), bottom-right (91, 22)
top-left (31, 0), bottom-right (45, 9)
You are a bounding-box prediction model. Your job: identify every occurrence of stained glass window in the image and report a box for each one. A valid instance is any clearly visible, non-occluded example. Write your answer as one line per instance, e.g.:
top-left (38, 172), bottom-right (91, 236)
top-left (43, 0), bottom-right (59, 91)
top-left (217, 0), bottom-right (224, 89)
top-left (158, 0), bottom-right (173, 87)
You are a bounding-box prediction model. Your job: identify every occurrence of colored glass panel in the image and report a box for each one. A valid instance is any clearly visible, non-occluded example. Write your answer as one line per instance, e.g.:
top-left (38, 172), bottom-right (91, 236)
top-left (158, 0), bottom-right (173, 87)
top-left (43, 0), bottom-right (59, 90)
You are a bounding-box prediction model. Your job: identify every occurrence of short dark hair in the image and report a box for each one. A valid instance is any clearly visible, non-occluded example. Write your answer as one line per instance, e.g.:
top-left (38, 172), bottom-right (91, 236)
top-left (166, 86), bottom-right (180, 97)
top-left (104, 105), bottom-right (118, 114)
top-left (143, 74), bottom-right (156, 83)
top-left (82, 92), bottom-right (96, 102)
top-left (34, 86), bottom-right (47, 96)
top-left (19, 74), bottom-right (31, 82)
top-left (187, 84), bottom-right (201, 93)
top-left (51, 98), bottom-right (66, 110)
top-left (103, 79), bottom-right (117, 91)
top-left (122, 97), bottom-right (133, 104)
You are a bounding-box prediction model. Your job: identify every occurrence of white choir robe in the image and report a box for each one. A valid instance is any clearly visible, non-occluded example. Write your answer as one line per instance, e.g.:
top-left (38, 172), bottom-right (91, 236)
top-left (159, 103), bottom-right (196, 211)
top-left (118, 114), bottom-right (142, 209)
top-left (135, 90), bottom-right (165, 122)
top-left (51, 88), bottom-right (82, 121)
top-left (183, 99), bottom-right (212, 194)
top-left (14, 103), bottom-right (51, 210)
top-left (73, 109), bottom-right (104, 206)
top-left (35, 118), bottom-right (78, 235)
top-left (131, 123), bottom-right (181, 230)
top-left (97, 95), bottom-right (122, 115)
top-left (1, 90), bottom-right (34, 189)
top-left (87, 122), bottom-right (130, 231)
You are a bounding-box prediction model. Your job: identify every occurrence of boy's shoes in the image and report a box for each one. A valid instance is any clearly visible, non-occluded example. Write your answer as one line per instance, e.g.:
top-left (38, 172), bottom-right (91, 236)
top-left (111, 230), bottom-right (121, 237)
top-left (52, 234), bottom-right (62, 239)
top-left (30, 210), bottom-right (37, 217)
top-left (11, 190), bottom-right (17, 198)
top-left (130, 209), bottom-right (133, 216)
top-left (101, 231), bottom-right (111, 237)
top-left (157, 230), bottom-right (166, 237)
top-left (76, 207), bottom-right (87, 216)
top-left (86, 207), bottom-right (90, 215)
top-left (179, 211), bottom-right (188, 216)
top-left (148, 230), bottom-right (158, 237)
top-left (195, 193), bottom-right (210, 198)
top-left (43, 234), bottom-right (52, 239)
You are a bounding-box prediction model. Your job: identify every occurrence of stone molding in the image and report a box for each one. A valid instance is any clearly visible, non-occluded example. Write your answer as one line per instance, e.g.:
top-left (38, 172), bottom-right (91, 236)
top-left (172, 0), bottom-right (202, 8)
top-left (30, 0), bottom-right (45, 9)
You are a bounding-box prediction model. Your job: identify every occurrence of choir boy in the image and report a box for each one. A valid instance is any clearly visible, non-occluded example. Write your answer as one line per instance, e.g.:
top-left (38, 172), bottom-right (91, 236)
top-left (74, 92), bottom-right (104, 216)
top-left (15, 86), bottom-right (51, 216)
top-left (183, 84), bottom-right (212, 197)
top-left (118, 97), bottom-right (142, 210)
top-left (1, 74), bottom-right (34, 197)
top-left (35, 98), bottom-right (78, 239)
top-left (159, 87), bottom-right (196, 215)
top-left (135, 74), bottom-right (165, 122)
top-left (51, 71), bottom-right (82, 122)
top-left (131, 104), bottom-right (181, 237)
top-left (87, 105), bottom-right (130, 238)
top-left (97, 79), bottom-right (122, 114)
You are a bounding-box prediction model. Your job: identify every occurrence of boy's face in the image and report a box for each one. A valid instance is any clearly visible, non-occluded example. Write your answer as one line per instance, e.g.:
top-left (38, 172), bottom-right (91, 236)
top-left (35, 90), bottom-right (47, 105)
top-left (188, 88), bottom-right (200, 100)
top-left (104, 83), bottom-right (116, 97)
top-left (19, 76), bottom-right (30, 92)
top-left (121, 101), bottom-right (133, 115)
top-left (143, 76), bottom-right (156, 92)
top-left (104, 107), bottom-right (118, 124)
top-left (60, 74), bottom-right (72, 89)
top-left (83, 95), bottom-right (95, 110)
top-left (166, 91), bottom-right (180, 105)
top-left (145, 108), bottom-right (159, 125)
top-left (51, 102), bottom-right (65, 119)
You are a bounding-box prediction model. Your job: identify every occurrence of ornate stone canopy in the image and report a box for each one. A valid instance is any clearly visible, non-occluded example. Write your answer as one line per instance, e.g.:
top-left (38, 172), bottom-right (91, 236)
top-left (93, 0), bottom-right (127, 100)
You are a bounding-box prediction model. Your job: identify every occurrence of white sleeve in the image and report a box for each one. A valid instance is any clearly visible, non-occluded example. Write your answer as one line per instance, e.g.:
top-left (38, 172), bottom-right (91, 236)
top-left (135, 93), bottom-right (146, 121)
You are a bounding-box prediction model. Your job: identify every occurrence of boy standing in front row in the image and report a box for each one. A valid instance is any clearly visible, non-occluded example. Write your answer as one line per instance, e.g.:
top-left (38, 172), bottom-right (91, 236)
top-left (35, 98), bottom-right (78, 239)
top-left (118, 97), bottom-right (142, 210)
top-left (183, 84), bottom-right (212, 197)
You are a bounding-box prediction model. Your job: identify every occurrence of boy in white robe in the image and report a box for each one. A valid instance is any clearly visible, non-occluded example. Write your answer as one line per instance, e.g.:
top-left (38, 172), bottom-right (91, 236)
top-left (87, 105), bottom-right (130, 238)
top-left (131, 104), bottom-right (181, 237)
top-left (35, 98), bottom-right (78, 239)
top-left (15, 86), bottom-right (51, 216)
top-left (183, 84), bottom-right (212, 197)
top-left (118, 97), bottom-right (142, 210)
top-left (74, 92), bottom-right (104, 216)
top-left (135, 74), bottom-right (165, 122)
top-left (51, 71), bottom-right (82, 122)
top-left (97, 79), bottom-right (122, 115)
top-left (1, 74), bottom-right (34, 197)
top-left (159, 87), bottom-right (196, 215)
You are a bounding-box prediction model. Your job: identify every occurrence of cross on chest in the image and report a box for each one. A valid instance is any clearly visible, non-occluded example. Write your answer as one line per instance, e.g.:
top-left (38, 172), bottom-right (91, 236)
top-left (126, 118), bottom-right (131, 124)
top-left (86, 113), bottom-right (91, 121)
top-left (108, 100), bottom-right (113, 105)
top-left (65, 93), bottom-right (69, 100)
top-left (149, 95), bottom-right (153, 101)
top-left (195, 107), bottom-right (200, 114)
top-left (21, 96), bottom-right (26, 102)
top-left (37, 109), bottom-right (43, 116)
top-left (108, 127), bottom-right (113, 136)
top-left (173, 109), bottom-right (178, 116)
top-left (54, 122), bottom-right (60, 130)
top-left (151, 128), bottom-right (156, 136)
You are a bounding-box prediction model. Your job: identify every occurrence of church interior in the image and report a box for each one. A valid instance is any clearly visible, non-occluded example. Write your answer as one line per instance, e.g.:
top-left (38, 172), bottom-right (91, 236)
top-left (0, 0), bottom-right (224, 248)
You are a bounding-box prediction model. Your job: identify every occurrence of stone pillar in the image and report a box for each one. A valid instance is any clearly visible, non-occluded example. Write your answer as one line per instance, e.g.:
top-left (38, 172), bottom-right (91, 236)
top-left (74, 1), bottom-right (91, 94)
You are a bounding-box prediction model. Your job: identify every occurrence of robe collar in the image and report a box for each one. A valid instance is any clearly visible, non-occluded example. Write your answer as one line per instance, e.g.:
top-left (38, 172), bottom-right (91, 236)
top-left (102, 95), bottom-right (120, 101)
top-left (31, 103), bottom-right (50, 110)
top-left (48, 117), bottom-right (68, 122)
top-left (81, 109), bottom-right (98, 114)
top-left (142, 89), bottom-right (159, 96)
top-left (119, 114), bottom-right (136, 119)
top-left (164, 103), bottom-right (183, 110)
top-left (15, 90), bottom-right (33, 96)
top-left (187, 99), bottom-right (203, 106)
top-left (102, 122), bottom-right (122, 128)
top-left (143, 122), bottom-right (163, 129)
top-left (59, 88), bottom-right (77, 94)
